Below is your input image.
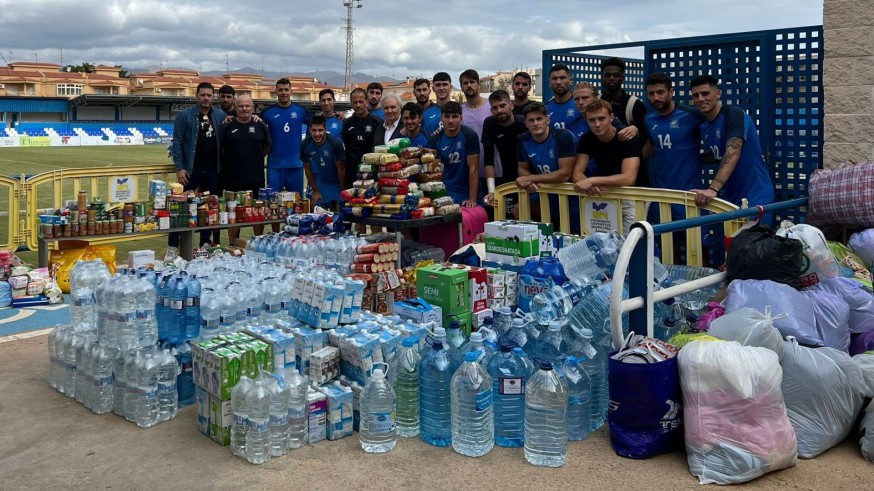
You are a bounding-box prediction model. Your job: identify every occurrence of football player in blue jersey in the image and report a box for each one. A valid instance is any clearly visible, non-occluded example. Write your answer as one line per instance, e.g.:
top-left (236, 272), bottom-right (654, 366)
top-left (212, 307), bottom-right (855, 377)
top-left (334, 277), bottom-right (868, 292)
top-left (515, 102), bottom-right (577, 229)
top-left (260, 78), bottom-right (311, 198)
top-left (426, 101), bottom-right (481, 207)
top-left (318, 88), bottom-right (344, 135)
top-left (301, 115), bottom-right (345, 211)
top-left (366, 82), bottom-right (385, 120)
top-left (546, 63), bottom-right (576, 131)
top-left (689, 75), bottom-right (775, 212)
top-left (643, 72), bottom-right (705, 192)
top-left (400, 103), bottom-right (429, 148)
top-left (415, 78), bottom-right (442, 136)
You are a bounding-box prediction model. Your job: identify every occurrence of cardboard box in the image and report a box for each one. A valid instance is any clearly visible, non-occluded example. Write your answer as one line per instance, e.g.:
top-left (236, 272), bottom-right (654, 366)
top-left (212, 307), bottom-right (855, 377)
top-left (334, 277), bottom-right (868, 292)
top-left (416, 264), bottom-right (469, 316)
top-left (244, 327), bottom-right (297, 372)
top-left (307, 387), bottom-right (328, 444)
top-left (319, 382), bottom-right (354, 441)
top-left (128, 250), bottom-right (156, 269)
top-left (484, 220), bottom-right (540, 260)
top-left (393, 297), bottom-right (443, 324)
top-left (519, 220), bottom-right (555, 257)
top-left (208, 395), bottom-right (232, 446)
top-left (472, 308), bottom-right (494, 330)
top-left (464, 266), bottom-right (488, 313)
top-left (309, 346), bottom-right (341, 385)
top-left (195, 386), bottom-right (210, 437)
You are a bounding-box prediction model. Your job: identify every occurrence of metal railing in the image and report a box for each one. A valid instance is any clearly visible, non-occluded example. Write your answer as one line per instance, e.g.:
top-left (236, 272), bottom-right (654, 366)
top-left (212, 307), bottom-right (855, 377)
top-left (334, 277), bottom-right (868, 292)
top-left (609, 198), bottom-right (809, 349)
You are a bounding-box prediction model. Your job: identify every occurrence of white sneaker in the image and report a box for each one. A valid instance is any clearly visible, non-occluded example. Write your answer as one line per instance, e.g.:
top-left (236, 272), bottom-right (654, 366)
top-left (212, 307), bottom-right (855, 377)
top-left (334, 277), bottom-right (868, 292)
top-left (164, 246), bottom-right (179, 262)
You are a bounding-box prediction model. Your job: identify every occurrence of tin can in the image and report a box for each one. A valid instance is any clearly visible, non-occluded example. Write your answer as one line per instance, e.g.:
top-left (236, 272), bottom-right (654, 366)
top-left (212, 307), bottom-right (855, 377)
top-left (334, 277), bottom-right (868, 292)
top-left (219, 211), bottom-right (229, 225)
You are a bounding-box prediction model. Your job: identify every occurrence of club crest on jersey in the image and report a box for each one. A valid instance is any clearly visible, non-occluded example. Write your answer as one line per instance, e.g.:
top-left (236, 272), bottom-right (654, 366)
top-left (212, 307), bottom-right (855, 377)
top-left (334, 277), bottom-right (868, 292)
top-left (456, 141), bottom-right (463, 150)
top-left (291, 112), bottom-right (298, 119)
top-left (567, 108), bottom-right (575, 117)
top-left (365, 125), bottom-right (372, 133)
top-left (670, 119), bottom-right (679, 129)
top-left (249, 126), bottom-right (255, 133)
top-left (715, 129), bottom-right (721, 139)
top-left (548, 149), bottom-right (555, 158)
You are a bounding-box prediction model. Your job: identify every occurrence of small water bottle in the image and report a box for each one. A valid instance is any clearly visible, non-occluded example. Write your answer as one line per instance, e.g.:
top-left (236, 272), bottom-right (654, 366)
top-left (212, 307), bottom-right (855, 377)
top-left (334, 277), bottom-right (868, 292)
top-left (530, 278), bottom-right (596, 324)
top-left (561, 356), bottom-right (592, 441)
top-left (525, 360), bottom-right (568, 467)
top-left (157, 349), bottom-right (179, 422)
top-left (246, 379), bottom-right (272, 465)
top-left (359, 363), bottom-right (397, 453)
top-left (231, 376), bottom-right (254, 458)
top-left (267, 373), bottom-right (291, 457)
top-left (535, 320), bottom-right (568, 370)
top-left (451, 351), bottom-right (494, 457)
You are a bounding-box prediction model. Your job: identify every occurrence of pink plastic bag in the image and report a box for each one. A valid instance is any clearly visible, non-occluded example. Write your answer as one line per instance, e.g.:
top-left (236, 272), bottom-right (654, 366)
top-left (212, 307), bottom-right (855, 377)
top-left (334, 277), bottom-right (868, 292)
top-left (696, 301), bottom-right (725, 330)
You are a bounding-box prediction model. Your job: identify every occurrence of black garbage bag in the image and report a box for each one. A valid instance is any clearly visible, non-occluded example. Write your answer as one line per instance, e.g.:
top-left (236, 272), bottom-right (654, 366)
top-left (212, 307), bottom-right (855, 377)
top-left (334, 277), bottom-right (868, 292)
top-left (726, 222), bottom-right (804, 287)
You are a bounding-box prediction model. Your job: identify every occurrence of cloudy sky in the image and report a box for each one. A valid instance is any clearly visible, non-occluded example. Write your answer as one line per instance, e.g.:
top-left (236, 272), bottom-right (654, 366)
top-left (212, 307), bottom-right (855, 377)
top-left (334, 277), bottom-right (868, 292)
top-left (0, 0), bottom-right (823, 78)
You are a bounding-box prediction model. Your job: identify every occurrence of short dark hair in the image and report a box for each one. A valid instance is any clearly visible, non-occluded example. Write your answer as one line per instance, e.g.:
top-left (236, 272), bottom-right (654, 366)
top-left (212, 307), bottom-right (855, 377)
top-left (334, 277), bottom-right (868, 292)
top-left (550, 63), bottom-right (570, 75)
top-left (513, 72), bottom-right (531, 83)
top-left (645, 72), bottom-right (673, 90)
top-left (195, 82), bottom-right (214, 94)
top-left (690, 74), bottom-right (720, 90)
top-left (401, 102), bottom-right (422, 117)
top-left (488, 89), bottom-right (511, 103)
top-left (600, 57), bottom-right (625, 74)
top-left (309, 115), bottom-right (327, 127)
top-left (433, 72), bottom-right (451, 84)
top-left (276, 78), bottom-right (291, 88)
top-left (318, 88), bottom-right (335, 100)
top-left (584, 99), bottom-right (613, 115)
top-left (441, 101), bottom-right (463, 116)
top-left (414, 78), bottom-right (430, 89)
top-left (523, 102), bottom-right (548, 118)
top-left (218, 84), bottom-right (235, 95)
top-left (459, 69), bottom-right (479, 83)
top-left (366, 82), bottom-right (383, 92)
top-left (350, 87), bottom-right (367, 99)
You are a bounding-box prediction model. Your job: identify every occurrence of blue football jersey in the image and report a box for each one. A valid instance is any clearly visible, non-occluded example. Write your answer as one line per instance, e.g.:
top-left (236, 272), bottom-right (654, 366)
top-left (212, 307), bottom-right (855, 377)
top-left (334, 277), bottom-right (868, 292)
top-left (261, 104), bottom-right (311, 169)
top-left (546, 98), bottom-right (577, 131)
top-left (645, 105), bottom-right (706, 191)
top-left (427, 125), bottom-right (481, 204)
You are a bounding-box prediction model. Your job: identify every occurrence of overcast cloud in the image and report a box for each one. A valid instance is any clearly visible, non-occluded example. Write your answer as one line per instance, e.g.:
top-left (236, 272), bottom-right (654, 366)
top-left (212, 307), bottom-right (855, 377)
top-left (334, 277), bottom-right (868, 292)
top-left (0, 0), bottom-right (823, 78)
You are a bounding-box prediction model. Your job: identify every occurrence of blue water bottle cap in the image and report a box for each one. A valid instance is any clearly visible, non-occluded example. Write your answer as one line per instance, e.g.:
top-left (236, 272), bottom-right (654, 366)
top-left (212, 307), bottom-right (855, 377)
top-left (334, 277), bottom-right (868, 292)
top-left (402, 337), bottom-right (418, 348)
top-left (464, 351), bottom-right (481, 362)
top-left (566, 356), bottom-right (578, 366)
top-left (539, 360), bottom-right (553, 371)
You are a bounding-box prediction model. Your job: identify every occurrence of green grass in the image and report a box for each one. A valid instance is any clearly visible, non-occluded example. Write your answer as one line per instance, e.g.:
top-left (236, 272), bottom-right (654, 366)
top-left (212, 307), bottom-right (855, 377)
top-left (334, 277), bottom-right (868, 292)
top-left (0, 145), bottom-right (256, 266)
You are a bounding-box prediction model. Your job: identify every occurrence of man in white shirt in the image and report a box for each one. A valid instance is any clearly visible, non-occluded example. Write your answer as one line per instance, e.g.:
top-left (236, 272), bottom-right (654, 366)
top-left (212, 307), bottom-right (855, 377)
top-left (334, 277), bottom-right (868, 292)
top-left (373, 93), bottom-right (403, 145)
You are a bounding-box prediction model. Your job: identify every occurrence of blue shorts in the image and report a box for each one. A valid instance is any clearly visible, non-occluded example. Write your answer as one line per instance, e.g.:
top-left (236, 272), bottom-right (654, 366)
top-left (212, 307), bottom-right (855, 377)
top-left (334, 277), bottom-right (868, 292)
top-left (267, 167), bottom-right (304, 194)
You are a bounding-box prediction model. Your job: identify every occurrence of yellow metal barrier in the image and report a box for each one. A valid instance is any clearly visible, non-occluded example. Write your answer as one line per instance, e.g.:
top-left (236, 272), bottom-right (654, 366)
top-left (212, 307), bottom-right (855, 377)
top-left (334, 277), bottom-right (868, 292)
top-left (24, 164), bottom-right (177, 251)
top-left (493, 183), bottom-right (746, 266)
top-left (0, 174), bottom-right (22, 251)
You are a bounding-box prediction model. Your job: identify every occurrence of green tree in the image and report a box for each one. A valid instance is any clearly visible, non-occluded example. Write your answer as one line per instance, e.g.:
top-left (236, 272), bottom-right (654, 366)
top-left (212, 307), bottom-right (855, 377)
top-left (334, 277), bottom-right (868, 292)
top-left (62, 62), bottom-right (95, 73)
top-left (496, 76), bottom-right (511, 91)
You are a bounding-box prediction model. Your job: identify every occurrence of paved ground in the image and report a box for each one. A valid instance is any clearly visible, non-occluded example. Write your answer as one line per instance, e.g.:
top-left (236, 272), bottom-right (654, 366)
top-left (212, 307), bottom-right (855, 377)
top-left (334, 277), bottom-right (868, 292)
top-left (1, 333), bottom-right (872, 490)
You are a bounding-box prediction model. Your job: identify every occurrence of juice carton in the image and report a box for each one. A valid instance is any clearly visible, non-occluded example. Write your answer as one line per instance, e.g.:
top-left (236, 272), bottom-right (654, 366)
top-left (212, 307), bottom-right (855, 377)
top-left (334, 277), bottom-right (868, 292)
top-left (309, 346), bottom-right (341, 385)
top-left (307, 387), bottom-right (328, 444)
top-left (319, 382), bottom-right (354, 440)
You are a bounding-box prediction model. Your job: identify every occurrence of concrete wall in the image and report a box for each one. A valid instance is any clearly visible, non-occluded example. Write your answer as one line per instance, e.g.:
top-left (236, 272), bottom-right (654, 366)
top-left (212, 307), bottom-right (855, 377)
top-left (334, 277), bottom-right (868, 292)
top-left (823, 0), bottom-right (874, 167)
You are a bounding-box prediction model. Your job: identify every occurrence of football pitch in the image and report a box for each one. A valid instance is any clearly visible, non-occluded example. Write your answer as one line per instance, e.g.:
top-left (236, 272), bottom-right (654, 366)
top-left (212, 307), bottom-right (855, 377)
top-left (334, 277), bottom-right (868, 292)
top-left (0, 145), bottom-right (189, 265)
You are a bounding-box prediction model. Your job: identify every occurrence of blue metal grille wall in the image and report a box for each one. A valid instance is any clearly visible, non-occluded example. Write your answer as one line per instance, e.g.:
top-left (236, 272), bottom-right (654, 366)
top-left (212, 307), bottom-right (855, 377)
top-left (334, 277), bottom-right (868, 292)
top-left (542, 26), bottom-right (823, 223)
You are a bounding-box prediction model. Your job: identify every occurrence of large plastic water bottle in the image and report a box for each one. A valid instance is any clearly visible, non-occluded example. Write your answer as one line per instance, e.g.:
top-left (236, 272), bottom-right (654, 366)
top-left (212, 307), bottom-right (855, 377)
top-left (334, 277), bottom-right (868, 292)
top-left (184, 273), bottom-right (201, 340)
top-left (95, 278), bottom-right (113, 347)
top-left (157, 349), bottom-right (179, 422)
top-left (556, 231), bottom-right (624, 284)
top-left (525, 360), bottom-right (568, 467)
top-left (654, 302), bottom-right (684, 341)
top-left (500, 317), bottom-right (529, 351)
top-left (136, 353), bottom-right (160, 428)
top-left (424, 326), bottom-right (461, 366)
top-left (359, 365), bottom-right (397, 453)
top-left (267, 373), bottom-right (290, 457)
top-left (535, 320), bottom-right (568, 370)
top-left (530, 278), bottom-right (597, 324)
top-left (261, 277), bottom-right (284, 326)
top-left (562, 356), bottom-right (592, 441)
top-left (136, 271), bottom-right (159, 347)
top-left (519, 256), bottom-right (568, 312)
top-left (231, 376), bottom-right (254, 458)
top-left (218, 287), bottom-right (237, 334)
top-left (419, 340), bottom-right (458, 447)
top-left (246, 379), bottom-right (272, 464)
top-left (451, 351), bottom-right (494, 457)
top-left (112, 349), bottom-right (128, 416)
top-left (71, 260), bottom-right (110, 331)
top-left (284, 368), bottom-right (309, 450)
top-left (478, 316), bottom-right (498, 344)
top-left (394, 337), bottom-right (421, 437)
top-left (569, 282), bottom-right (628, 350)
top-left (47, 325), bottom-right (63, 389)
top-left (574, 328), bottom-right (607, 430)
top-left (445, 319), bottom-right (467, 349)
top-left (493, 306), bottom-right (513, 340)
top-left (174, 342), bottom-right (195, 407)
top-left (460, 332), bottom-right (492, 365)
top-left (487, 343), bottom-right (529, 447)
top-left (115, 273), bottom-right (139, 350)
top-left (199, 288), bottom-right (221, 340)
top-left (123, 350), bottom-right (141, 421)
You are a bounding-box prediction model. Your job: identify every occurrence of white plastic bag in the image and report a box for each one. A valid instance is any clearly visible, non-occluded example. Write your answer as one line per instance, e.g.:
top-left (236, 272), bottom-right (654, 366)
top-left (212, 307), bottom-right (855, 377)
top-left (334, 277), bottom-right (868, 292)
top-left (679, 340), bottom-right (797, 485)
top-left (808, 276), bottom-right (874, 334)
top-left (776, 222), bottom-right (840, 287)
top-left (708, 306), bottom-right (786, 357)
top-left (801, 290), bottom-right (851, 352)
top-left (725, 279), bottom-right (820, 347)
top-left (779, 337), bottom-right (866, 458)
top-left (848, 229), bottom-right (874, 269)
top-left (852, 352), bottom-right (874, 398)
top-left (861, 400), bottom-right (874, 463)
